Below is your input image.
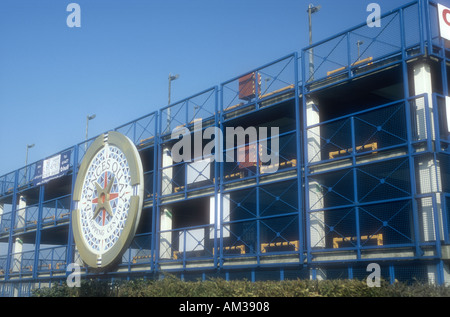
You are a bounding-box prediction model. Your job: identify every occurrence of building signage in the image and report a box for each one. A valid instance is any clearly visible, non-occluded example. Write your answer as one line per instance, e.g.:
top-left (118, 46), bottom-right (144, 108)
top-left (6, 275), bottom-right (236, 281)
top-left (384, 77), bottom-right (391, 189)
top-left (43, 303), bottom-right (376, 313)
top-left (33, 150), bottom-right (71, 186)
top-left (72, 131), bottom-right (144, 269)
top-left (438, 3), bottom-right (450, 41)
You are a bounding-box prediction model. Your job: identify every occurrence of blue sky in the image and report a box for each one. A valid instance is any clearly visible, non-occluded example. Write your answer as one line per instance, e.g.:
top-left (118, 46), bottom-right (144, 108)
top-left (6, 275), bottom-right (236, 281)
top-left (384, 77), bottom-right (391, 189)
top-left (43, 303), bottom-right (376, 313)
top-left (0, 0), bottom-right (441, 177)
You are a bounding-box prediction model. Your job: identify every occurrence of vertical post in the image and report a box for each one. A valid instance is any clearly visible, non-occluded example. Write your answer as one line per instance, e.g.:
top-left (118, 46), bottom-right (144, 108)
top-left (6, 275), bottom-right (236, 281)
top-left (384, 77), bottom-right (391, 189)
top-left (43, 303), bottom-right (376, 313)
top-left (302, 50), bottom-right (313, 264)
top-left (421, 0), bottom-right (431, 56)
top-left (294, 52), bottom-right (304, 263)
top-left (412, 59), bottom-right (445, 284)
top-left (33, 185), bottom-right (44, 279)
top-left (306, 98), bottom-right (325, 250)
top-left (347, 32), bottom-right (352, 78)
top-left (389, 264), bottom-right (395, 284)
top-left (16, 196), bottom-right (26, 230)
top-left (159, 141), bottom-right (173, 260)
top-left (351, 117), bottom-right (361, 259)
top-left (213, 87), bottom-right (219, 267)
top-left (12, 237), bottom-right (23, 274)
top-left (307, 4), bottom-right (321, 81)
top-left (155, 115), bottom-right (162, 271)
top-left (357, 41), bottom-right (364, 61)
top-left (67, 145), bottom-right (78, 269)
top-left (256, 184), bottom-right (260, 265)
top-left (5, 171), bottom-right (18, 280)
top-left (85, 114), bottom-right (96, 151)
top-left (308, 5), bottom-right (313, 80)
top-left (151, 112), bottom-right (159, 271)
top-left (219, 83), bottom-right (225, 269)
top-left (413, 63), bottom-right (442, 243)
top-left (25, 144), bottom-right (34, 184)
top-left (167, 74), bottom-right (180, 134)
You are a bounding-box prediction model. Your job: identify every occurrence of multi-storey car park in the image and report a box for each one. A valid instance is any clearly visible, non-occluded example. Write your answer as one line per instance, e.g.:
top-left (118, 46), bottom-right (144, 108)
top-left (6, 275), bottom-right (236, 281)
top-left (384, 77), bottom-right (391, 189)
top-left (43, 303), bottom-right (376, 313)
top-left (1, 0), bottom-right (450, 296)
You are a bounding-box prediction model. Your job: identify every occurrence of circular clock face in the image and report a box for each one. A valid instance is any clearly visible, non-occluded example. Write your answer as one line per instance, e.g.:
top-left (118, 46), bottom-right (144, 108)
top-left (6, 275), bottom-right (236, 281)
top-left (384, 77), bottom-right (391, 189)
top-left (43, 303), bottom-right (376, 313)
top-left (72, 131), bottom-right (144, 269)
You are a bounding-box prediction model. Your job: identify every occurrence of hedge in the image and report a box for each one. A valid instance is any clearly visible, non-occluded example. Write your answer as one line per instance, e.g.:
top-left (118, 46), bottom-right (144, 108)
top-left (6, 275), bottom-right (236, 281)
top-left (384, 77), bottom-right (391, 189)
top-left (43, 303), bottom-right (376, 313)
top-left (32, 276), bottom-right (450, 297)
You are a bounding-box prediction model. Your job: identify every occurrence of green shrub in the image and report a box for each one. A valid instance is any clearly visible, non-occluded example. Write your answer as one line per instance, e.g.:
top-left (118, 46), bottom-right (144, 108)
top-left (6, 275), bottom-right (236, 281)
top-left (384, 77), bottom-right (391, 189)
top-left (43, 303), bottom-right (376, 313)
top-left (32, 276), bottom-right (450, 297)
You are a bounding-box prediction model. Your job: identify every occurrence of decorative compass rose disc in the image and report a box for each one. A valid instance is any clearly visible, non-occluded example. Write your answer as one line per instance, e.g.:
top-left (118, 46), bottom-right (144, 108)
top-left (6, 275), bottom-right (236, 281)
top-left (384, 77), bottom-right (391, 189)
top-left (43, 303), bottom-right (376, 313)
top-left (72, 131), bottom-right (144, 269)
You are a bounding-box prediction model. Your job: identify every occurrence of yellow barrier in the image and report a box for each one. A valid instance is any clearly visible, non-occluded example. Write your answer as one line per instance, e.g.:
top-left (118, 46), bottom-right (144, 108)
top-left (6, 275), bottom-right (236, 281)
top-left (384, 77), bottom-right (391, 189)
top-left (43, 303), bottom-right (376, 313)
top-left (42, 215), bottom-right (55, 222)
top-left (333, 233), bottom-right (383, 249)
top-left (329, 142), bottom-right (378, 159)
top-left (260, 159), bottom-right (297, 173)
top-left (138, 136), bottom-right (154, 147)
top-left (260, 240), bottom-right (299, 253)
top-left (327, 57), bottom-right (374, 77)
top-left (259, 84), bottom-right (295, 100)
top-left (212, 244), bottom-right (246, 256)
top-left (132, 254), bottom-right (152, 264)
top-left (55, 262), bottom-right (66, 270)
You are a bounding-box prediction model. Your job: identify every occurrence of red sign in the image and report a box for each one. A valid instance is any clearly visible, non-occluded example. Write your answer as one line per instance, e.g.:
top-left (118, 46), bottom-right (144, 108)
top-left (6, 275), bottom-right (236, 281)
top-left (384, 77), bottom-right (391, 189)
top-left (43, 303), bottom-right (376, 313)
top-left (438, 4), bottom-right (450, 41)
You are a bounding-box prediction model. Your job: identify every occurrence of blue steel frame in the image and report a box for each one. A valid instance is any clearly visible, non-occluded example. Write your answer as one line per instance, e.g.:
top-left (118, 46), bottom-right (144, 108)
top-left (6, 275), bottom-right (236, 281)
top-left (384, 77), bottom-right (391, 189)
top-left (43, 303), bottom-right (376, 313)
top-left (1, 0), bottom-right (450, 295)
top-left (218, 53), bottom-right (301, 270)
top-left (300, 0), bottom-right (450, 284)
top-left (156, 87), bottom-right (219, 272)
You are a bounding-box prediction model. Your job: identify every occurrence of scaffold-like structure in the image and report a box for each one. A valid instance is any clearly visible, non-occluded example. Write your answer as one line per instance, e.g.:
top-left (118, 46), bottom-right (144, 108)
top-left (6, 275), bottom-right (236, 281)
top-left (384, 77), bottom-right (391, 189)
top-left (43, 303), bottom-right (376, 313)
top-left (1, 0), bottom-right (450, 296)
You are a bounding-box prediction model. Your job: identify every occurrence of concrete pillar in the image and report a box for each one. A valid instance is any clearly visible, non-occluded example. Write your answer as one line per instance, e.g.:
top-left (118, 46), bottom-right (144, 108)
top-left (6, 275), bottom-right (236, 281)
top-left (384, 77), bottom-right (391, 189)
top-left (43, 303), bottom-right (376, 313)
top-left (159, 209), bottom-right (172, 259)
top-left (413, 62), bottom-right (444, 243)
top-left (413, 63), bottom-right (434, 140)
top-left (161, 147), bottom-right (173, 196)
top-left (443, 263), bottom-right (450, 286)
top-left (427, 264), bottom-right (437, 285)
top-left (307, 99), bottom-right (325, 248)
top-left (12, 237), bottom-right (23, 273)
top-left (160, 147), bottom-right (173, 259)
top-left (13, 284), bottom-right (19, 297)
top-left (16, 196), bottom-right (26, 229)
top-left (210, 194), bottom-right (230, 240)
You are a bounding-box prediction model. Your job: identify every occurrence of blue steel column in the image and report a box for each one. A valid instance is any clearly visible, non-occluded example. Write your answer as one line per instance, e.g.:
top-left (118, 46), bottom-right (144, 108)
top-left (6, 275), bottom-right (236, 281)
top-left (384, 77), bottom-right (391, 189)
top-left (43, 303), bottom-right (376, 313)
top-left (301, 48), bottom-right (313, 264)
top-left (431, 0), bottom-right (450, 284)
top-left (256, 79), bottom-right (261, 265)
top-left (219, 83), bottom-right (225, 270)
top-left (256, 174), bottom-right (260, 266)
top-left (67, 145), bottom-right (78, 270)
top-left (213, 86), bottom-right (219, 268)
top-left (293, 52), bottom-right (304, 264)
top-left (346, 31), bottom-right (352, 79)
top-left (351, 117), bottom-right (361, 260)
top-left (155, 111), bottom-right (163, 272)
top-left (389, 264), bottom-right (395, 284)
top-left (422, 0), bottom-right (431, 56)
top-left (401, 2), bottom-right (423, 258)
top-left (151, 112), bottom-right (159, 272)
top-left (4, 170), bottom-right (18, 281)
top-left (432, 195), bottom-right (443, 261)
top-left (32, 185), bottom-right (45, 279)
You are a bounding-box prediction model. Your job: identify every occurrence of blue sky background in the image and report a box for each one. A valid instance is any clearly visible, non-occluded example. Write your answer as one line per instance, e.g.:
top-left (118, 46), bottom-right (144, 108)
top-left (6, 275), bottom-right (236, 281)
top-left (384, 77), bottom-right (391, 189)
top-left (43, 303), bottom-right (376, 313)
top-left (0, 0), bottom-right (441, 177)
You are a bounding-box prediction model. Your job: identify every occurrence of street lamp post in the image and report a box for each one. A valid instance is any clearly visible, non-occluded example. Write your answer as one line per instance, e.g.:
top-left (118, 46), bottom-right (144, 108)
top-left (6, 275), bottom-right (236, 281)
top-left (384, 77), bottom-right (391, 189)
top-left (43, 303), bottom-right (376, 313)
top-left (167, 73), bottom-right (179, 133)
top-left (307, 3), bottom-right (321, 81)
top-left (168, 73), bottom-right (179, 106)
top-left (25, 144), bottom-right (35, 167)
top-left (357, 40), bottom-right (364, 61)
top-left (25, 143), bottom-right (35, 181)
top-left (264, 77), bottom-right (271, 94)
top-left (85, 114), bottom-right (96, 150)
